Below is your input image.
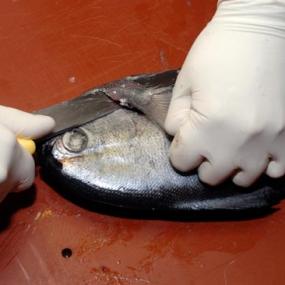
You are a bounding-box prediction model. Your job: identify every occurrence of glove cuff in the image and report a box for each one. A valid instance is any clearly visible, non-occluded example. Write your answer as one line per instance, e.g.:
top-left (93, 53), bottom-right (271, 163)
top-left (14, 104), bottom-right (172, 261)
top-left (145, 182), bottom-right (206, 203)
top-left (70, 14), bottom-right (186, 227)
top-left (212, 0), bottom-right (285, 37)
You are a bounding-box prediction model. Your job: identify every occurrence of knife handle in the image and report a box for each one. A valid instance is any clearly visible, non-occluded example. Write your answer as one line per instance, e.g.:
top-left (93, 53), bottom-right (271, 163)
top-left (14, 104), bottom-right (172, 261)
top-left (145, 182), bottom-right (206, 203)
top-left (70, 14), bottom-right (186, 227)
top-left (17, 138), bottom-right (36, 155)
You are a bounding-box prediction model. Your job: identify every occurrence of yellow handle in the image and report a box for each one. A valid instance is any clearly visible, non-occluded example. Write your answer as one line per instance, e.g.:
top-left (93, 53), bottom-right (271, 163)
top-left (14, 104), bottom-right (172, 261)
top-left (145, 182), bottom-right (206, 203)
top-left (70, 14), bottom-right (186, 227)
top-left (17, 138), bottom-right (36, 155)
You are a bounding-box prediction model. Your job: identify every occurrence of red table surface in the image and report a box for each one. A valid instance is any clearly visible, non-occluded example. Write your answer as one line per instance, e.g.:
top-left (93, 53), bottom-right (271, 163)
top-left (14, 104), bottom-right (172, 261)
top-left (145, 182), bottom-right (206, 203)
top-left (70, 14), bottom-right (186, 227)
top-left (0, 1), bottom-right (285, 284)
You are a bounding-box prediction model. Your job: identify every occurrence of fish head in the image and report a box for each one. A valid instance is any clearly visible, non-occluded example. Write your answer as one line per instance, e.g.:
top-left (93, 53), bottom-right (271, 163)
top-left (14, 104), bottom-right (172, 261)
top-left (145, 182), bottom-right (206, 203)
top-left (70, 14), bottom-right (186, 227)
top-left (45, 109), bottom-right (165, 190)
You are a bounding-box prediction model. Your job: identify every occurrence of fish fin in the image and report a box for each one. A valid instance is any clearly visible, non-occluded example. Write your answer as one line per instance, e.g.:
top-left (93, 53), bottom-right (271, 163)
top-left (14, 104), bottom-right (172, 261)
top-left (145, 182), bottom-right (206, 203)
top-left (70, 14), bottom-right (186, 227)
top-left (100, 69), bottom-right (178, 128)
top-left (141, 87), bottom-right (172, 128)
top-left (128, 70), bottom-right (178, 128)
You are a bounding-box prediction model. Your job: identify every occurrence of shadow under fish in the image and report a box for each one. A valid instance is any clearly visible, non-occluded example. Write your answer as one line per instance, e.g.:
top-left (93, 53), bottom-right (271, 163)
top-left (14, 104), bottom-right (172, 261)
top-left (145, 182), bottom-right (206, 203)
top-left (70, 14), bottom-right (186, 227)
top-left (37, 70), bottom-right (285, 219)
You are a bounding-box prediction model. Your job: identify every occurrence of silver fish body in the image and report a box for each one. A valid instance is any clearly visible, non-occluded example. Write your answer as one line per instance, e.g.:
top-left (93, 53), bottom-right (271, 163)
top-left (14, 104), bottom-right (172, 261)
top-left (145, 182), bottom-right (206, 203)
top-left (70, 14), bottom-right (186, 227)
top-left (39, 70), bottom-right (284, 216)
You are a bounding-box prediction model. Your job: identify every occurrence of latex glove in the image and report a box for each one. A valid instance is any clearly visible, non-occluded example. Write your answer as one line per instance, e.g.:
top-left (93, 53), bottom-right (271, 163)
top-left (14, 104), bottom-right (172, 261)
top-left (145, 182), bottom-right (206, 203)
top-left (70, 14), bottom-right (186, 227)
top-left (165, 0), bottom-right (285, 187)
top-left (0, 106), bottom-right (55, 201)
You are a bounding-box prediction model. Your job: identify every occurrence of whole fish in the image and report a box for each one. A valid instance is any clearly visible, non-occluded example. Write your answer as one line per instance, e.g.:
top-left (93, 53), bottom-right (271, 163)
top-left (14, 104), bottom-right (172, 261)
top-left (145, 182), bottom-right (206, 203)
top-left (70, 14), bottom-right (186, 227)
top-left (38, 70), bottom-right (284, 216)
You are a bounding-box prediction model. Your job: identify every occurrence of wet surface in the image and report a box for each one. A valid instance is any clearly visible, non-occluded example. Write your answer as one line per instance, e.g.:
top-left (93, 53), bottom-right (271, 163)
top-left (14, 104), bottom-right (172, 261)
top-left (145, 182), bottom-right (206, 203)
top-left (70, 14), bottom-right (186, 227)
top-left (0, 0), bottom-right (285, 284)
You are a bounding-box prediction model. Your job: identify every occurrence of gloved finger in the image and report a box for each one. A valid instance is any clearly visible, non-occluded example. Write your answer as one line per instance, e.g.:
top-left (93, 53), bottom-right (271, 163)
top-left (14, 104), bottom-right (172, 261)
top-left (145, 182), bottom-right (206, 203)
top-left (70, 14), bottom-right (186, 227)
top-left (0, 105), bottom-right (55, 139)
top-left (233, 157), bottom-right (268, 187)
top-left (267, 135), bottom-right (285, 178)
top-left (169, 124), bottom-right (204, 172)
top-left (165, 70), bottom-right (192, 135)
top-left (266, 160), bottom-right (285, 178)
top-left (198, 160), bottom-right (234, 186)
top-left (10, 142), bottom-right (35, 192)
top-left (0, 126), bottom-right (17, 183)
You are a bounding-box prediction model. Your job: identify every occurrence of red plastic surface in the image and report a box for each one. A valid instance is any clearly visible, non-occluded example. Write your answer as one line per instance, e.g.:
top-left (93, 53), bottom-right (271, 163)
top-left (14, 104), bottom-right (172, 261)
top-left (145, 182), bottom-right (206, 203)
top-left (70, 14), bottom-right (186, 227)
top-left (0, 1), bottom-right (285, 284)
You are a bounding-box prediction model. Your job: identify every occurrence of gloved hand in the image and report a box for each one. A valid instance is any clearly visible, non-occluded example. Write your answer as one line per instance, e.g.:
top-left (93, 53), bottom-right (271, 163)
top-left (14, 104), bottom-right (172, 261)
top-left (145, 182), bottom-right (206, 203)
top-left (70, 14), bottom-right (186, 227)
top-left (165, 0), bottom-right (285, 187)
top-left (0, 105), bottom-right (55, 201)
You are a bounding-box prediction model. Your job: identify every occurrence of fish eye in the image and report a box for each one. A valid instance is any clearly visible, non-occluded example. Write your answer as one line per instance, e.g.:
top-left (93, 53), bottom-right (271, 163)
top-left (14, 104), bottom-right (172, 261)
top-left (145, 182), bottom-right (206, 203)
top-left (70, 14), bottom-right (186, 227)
top-left (61, 129), bottom-right (88, 153)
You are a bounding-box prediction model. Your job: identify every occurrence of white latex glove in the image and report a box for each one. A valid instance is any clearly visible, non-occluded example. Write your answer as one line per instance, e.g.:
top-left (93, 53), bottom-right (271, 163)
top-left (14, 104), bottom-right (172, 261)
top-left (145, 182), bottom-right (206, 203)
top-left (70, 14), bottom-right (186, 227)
top-left (0, 105), bottom-right (55, 202)
top-left (165, 0), bottom-right (285, 187)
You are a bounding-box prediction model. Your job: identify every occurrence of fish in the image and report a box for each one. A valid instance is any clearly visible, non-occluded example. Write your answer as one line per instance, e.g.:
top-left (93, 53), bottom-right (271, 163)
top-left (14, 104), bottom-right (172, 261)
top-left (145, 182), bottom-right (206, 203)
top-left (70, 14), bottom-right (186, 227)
top-left (38, 70), bottom-right (284, 217)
